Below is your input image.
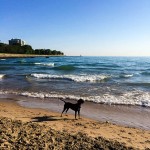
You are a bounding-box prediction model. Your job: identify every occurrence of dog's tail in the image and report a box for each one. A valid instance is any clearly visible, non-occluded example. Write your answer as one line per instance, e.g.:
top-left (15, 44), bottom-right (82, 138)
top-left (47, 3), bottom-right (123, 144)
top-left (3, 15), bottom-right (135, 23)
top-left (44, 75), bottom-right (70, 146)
top-left (60, 99), bottom-right (66, 103)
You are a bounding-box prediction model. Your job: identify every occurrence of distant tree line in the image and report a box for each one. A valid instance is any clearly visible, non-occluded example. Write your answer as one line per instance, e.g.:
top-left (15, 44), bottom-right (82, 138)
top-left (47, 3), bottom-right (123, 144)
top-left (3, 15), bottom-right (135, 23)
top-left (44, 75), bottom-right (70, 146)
top-left (0, 43), bottom-right (64, 55)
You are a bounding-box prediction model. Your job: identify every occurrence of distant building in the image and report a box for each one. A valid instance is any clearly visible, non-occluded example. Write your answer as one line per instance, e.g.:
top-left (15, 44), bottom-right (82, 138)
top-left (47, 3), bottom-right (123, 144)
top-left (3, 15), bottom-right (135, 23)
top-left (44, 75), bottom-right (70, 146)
top-left (9, 38), bottom-right (26, 46)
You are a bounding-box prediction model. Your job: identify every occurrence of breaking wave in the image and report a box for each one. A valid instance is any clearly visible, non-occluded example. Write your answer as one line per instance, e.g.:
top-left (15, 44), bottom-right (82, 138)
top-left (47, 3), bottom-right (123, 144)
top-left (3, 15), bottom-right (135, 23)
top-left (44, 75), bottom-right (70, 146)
top-left (16, 91), bottom-right (150, 107)
top-left (0, 74), bottom-right (5, 79)
top-left (29, 73), bottom-right (110, 83)
top-left (119, 74), bottom-right (133, 78)
top-left (14, 60), bottom-right (55, 67)
top-left (34, 62), bottom-right (54, 67)
top-left (1, 90), bottom-right (150, 107)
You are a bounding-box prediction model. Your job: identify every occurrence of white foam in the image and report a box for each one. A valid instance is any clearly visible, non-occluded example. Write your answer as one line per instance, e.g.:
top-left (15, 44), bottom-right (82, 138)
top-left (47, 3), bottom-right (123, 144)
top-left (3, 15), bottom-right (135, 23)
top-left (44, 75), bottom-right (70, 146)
top-left (0, 59), bottom-right (6, 60)
top-left (120, 74), bottom-right (133, 78)
top-left (19, 90), bottom-right (150, 107)
top-left (30, 73), bottom-right (110, 83)
top-left (34, 62), bottom-right (54, 67)
top-left (123, 74), bottom-right (133, 78)
top-left (21, 92), bottom-right (45, 98)
top-left (20, 92), bottom-right (78, 99)
top-left (0, 74), bottom-right (5, 79)
top-left (86, 91), bottom-right (150, 107)
top-left (0, 90), bottom-right (9, 94)
top-left (1, 89), bottom-right (150, 107)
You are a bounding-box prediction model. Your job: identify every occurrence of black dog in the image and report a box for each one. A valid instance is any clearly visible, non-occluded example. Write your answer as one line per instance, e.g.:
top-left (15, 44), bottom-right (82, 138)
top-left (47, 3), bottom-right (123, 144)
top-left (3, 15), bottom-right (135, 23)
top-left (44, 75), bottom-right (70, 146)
top-left (60, 99), bottom-right (84, 119)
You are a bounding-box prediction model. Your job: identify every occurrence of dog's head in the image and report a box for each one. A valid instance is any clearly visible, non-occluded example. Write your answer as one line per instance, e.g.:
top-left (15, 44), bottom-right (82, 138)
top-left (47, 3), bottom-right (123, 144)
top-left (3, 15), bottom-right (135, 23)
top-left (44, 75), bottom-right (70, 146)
top-left (77, 99), bottom-right (84, 104)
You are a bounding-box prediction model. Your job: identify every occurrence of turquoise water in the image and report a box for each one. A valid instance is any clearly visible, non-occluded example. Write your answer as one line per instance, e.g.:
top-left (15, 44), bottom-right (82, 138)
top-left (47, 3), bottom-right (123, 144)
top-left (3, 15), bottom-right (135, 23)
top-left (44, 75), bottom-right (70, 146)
top-left (0, 56), bottom-right (150, 107)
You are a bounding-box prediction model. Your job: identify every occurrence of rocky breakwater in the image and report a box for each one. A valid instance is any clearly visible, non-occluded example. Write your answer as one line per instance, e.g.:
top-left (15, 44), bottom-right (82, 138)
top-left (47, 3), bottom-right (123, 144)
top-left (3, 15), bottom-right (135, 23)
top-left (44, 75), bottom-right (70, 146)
top-left (0, 117), bottom-right (135, 150)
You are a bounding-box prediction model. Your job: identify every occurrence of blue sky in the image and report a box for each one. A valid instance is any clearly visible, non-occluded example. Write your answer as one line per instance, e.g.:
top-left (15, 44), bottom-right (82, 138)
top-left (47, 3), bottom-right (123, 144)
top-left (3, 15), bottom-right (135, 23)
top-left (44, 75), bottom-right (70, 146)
top-left (0, 0), bottom-right (150, 56)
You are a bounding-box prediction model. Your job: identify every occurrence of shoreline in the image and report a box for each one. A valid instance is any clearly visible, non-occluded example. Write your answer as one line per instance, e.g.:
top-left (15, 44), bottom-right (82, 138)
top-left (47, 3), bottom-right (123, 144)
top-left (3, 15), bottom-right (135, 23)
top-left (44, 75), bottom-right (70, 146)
top-left (0, 98), bottom-right (150, 149)
top-left (0, 53), bottom-right (64, 58)
top-left (11, 94), bottom-right (150, 130)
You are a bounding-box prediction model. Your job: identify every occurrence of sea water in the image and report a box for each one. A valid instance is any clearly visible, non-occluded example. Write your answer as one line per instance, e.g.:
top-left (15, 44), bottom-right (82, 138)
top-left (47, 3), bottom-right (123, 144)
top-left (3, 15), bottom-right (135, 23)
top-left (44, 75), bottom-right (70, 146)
top-left (0, 56), bottom-right (150, 107)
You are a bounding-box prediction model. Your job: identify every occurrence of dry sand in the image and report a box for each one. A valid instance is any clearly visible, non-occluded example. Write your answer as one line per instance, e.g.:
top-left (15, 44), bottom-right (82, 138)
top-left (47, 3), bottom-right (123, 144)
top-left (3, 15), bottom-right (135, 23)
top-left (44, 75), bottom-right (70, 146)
top-left (0, 53), bottom-right (62, 58)
top-left (0, 100), bottom-right (150, 149)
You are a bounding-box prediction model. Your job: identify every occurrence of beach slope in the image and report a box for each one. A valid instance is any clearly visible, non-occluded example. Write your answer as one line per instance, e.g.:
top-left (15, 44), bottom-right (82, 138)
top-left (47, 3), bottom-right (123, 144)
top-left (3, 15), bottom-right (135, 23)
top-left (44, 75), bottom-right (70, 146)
top-left (0, 100), bottom-right (150, 149)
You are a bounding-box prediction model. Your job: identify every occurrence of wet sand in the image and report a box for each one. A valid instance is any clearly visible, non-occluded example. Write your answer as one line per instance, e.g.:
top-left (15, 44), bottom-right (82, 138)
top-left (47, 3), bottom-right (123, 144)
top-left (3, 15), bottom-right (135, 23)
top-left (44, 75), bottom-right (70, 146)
top-left (15, 96), bottom-right (150, 130)
top-left (0, 96), bottom-right (150, 149)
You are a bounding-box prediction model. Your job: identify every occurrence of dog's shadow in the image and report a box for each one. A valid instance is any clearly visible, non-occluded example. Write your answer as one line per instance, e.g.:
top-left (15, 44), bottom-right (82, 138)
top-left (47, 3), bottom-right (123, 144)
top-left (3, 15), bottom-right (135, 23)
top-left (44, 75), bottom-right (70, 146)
top-left (31, 115), bottom-right (71, 122)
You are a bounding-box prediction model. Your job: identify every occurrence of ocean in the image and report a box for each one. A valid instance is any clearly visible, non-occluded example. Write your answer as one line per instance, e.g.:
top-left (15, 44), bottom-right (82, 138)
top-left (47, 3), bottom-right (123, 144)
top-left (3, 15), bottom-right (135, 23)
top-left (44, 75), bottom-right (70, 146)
top-left (0, 56), bottom-right (150, 107)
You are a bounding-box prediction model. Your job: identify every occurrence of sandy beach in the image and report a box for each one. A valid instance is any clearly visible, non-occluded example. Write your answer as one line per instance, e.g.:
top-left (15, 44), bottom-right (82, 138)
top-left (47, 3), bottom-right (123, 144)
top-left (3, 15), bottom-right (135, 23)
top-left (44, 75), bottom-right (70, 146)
top-left (0, 53), bottom-right (63, 58)
top-left (0, 99), bottom-right (150, 149)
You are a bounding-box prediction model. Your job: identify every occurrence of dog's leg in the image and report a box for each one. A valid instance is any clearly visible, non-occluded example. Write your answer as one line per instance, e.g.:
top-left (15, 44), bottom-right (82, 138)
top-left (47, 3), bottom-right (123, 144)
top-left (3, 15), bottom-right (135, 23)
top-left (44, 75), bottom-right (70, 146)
top-left (65, 108), bottom-right (69, 115)
top-left (75, 111), bottom-right (77, 119)
top-left (78, 110), bottom-right (80, 119)
top-left (61, 107), bottom-right (66, 117)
